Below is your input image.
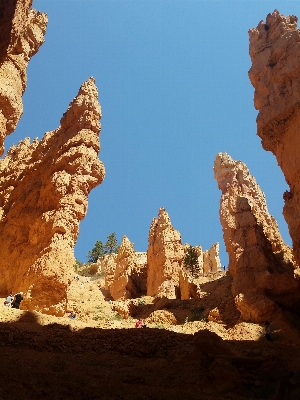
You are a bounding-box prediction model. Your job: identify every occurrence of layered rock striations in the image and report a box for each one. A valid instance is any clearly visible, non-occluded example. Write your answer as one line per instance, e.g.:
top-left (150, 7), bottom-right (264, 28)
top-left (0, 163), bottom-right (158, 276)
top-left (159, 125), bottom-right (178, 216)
top-left (147, 207), bottom-right (185, 298)
top-left (0, 0), bottom-right (47, 155)
top-left (0, 77), bottom-right (105, 315)
top-left (214, 152), bottom-right (300, 322)
top-left (249, 10), bottom-right (300, 266)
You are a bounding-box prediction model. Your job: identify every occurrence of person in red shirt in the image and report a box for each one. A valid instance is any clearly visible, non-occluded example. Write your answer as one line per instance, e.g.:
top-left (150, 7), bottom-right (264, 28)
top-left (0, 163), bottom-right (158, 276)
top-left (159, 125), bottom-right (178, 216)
top-left (135, 318), bottom-right (143, 328)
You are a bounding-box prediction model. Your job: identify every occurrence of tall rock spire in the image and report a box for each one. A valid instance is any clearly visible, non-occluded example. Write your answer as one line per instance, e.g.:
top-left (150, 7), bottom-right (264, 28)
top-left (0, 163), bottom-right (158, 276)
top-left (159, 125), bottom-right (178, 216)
top-left (0, 78), bottom-right (105, 315)
top-left (214, 152), bottom-right (299, 322)
top-left (147, 207), bottom-right (184, 298)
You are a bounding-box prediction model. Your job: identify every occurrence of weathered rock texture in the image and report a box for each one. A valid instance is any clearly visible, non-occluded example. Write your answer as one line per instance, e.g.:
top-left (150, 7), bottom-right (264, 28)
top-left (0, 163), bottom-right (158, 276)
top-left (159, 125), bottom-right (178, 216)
top-left (214, 152), bottom-right (300, 322)
top-left (0, 77), bottom-right (105, 315)
top-left (109, 236), bottom-right (147, 300)
top-left (0, 0), bottom-right (47, 155)
top-left (182, 242), bottom-right (221, 276)
top-left (178, 270), bottom-right (201, 300)
top-left (102, 238), bottom-right (147, 301)
top-left (249, 10), bottom-right (300, 267)
top-left (147, 207), bottom-right (185, 298)
top-left (203, 243), bottom-right (222, 274)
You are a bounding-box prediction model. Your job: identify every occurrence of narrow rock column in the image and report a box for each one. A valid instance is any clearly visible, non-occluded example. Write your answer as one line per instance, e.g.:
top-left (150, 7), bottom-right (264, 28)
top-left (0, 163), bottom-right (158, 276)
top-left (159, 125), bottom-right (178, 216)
top-left (214, 152), bottom-right (299, 322)
top-left (147, 207), bottom-right (184, 298)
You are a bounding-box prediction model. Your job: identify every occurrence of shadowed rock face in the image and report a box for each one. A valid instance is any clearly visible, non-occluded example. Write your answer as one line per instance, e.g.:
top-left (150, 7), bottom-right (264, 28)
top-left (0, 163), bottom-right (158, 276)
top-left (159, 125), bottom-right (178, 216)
top-left (249, 10), bottom-right (300, 266)
top-left (214, 152), bottom-right (300, 322)
top-left (147, 207), bottom-right (184, 298)
top-left (0, 78), bottom-right (105, 315)
top-left (0, 0), bottom-right (47, 155)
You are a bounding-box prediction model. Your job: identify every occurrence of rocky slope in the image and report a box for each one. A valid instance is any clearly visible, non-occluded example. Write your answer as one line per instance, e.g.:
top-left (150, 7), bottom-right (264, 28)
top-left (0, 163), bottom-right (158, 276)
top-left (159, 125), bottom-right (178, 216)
top-left (0, 0), bottom-right (47, 156)
top-left (0, 77), bottom-right (105, 315)
top-left (214, 152), bottom-right (300, 322)
top-left (249, 10), bottom-right (300, 267)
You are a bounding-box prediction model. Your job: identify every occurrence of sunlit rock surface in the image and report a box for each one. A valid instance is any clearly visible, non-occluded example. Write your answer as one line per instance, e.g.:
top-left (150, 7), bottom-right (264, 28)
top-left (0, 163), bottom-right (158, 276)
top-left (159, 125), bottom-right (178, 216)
top-left (0, 78), bottom-right (105, 315)
top-left (214, 152), bottom-right (300, 322)
top-left (147, 207), bottom-right (185, 298)
top-left (0, 0), bottom-right (47, 155)
top-left (249, 10), bottom-right (300, 266)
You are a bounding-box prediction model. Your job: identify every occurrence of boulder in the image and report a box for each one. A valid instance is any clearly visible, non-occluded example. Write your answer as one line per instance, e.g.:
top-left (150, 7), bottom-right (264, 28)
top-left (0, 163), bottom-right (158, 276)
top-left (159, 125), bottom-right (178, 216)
top-left (145, 310), bottom-right (177, 326)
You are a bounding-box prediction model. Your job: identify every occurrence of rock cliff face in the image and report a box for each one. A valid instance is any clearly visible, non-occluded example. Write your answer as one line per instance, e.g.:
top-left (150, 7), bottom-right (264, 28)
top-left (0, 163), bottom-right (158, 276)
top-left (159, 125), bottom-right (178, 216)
top-left (0, 0), bottom-right (47, 155)
top-left (147, 207), bottom-right (184, 298)
top-left (214, 152), bottom-right (300, 322)
top-left (0, 77), bottom-right (105, 315)
top-left (249, 10), bottom-right (300, 266)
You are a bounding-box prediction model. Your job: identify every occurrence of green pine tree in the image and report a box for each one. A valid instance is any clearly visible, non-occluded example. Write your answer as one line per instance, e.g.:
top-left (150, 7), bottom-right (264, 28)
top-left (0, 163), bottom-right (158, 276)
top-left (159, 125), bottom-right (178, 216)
top-left (87, 240), bottom-right (105, 263)
top-left (104, 232), bottom-right (120, 254)
top-left (87, 233), bottom-right (120, 263)
top-left (183, 246), bottom-right (200, 277)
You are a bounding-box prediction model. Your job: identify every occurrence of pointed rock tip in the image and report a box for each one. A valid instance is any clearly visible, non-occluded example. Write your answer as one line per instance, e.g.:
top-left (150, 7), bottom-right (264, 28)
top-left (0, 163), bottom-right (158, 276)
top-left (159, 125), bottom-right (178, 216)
top-left (78, 76), bottom-right (98, 98)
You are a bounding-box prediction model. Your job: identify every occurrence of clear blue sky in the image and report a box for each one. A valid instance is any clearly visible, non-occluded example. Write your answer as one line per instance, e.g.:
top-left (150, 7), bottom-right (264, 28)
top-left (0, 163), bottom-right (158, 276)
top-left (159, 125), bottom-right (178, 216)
top-left (5, 1), bottom-right (299, 264)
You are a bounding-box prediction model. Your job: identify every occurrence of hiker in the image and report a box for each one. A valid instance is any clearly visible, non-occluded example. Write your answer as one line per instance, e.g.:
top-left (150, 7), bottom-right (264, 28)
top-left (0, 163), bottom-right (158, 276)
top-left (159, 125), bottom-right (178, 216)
top-left (69, 311), bottom-right (76, 320)
top-left (11, 292), bottom-right (23, 309)
top-left (4, 292), bottom-right (14, 307)
top-left (135, 318), bottom-right (143, 328)
top-left (264, 321), bottom-right (272, 342)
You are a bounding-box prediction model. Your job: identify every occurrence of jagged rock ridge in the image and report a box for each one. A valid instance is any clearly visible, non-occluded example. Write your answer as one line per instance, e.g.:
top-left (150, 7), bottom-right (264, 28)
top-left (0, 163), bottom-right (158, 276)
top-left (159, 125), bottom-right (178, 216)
top-left (214, 152), bottom-right (300, 322)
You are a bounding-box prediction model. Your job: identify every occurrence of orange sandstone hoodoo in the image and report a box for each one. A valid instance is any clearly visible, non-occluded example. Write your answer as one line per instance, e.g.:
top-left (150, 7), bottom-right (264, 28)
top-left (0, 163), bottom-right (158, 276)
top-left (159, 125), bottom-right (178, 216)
top-left (214, 152), bottom-right (300, 322)
top-left (0, 77), bottom-right (105, 315)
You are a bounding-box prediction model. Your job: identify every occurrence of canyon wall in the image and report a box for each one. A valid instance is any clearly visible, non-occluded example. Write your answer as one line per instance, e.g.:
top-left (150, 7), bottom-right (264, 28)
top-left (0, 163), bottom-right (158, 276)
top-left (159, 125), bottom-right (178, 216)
top-left (147, 207), bottom-right (185, 298)
top-left (0, 77), bottom-right (105, 315)
top-left (249, 10), bottom-right (300, 266)
top-left (214, 152), bottom-right (300, 322)
top-left (0, 0), bottom-right (47, 155)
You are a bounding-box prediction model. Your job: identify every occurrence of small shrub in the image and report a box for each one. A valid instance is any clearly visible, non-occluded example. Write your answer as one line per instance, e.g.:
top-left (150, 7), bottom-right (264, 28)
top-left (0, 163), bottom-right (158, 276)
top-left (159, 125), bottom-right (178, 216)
top-left (189, 306), bottom-right (207, 322)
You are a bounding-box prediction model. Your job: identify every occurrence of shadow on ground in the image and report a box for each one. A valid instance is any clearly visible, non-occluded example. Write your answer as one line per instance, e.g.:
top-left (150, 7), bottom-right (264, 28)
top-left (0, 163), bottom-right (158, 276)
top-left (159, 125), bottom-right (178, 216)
top-left (1, 311), bottom-right (300, 399)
